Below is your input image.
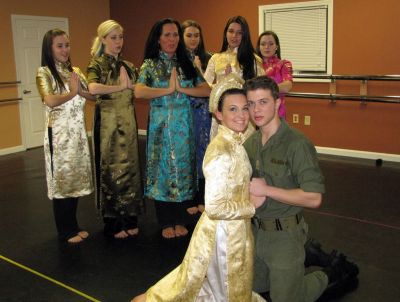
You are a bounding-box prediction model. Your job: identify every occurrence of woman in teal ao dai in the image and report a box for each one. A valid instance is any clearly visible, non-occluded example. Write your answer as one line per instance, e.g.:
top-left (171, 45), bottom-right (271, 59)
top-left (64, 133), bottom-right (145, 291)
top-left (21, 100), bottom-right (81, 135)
top-left (136, 18), bottom-right (211, 239)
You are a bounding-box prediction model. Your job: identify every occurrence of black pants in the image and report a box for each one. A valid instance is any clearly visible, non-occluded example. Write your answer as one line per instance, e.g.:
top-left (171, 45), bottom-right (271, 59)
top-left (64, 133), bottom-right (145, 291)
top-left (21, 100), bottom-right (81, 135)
top-left (194, 178), bottom-right (205, 206)
top-left (52, 197), bottom-right (80, 241)
top-left (155, 200), bottom-right (191, 229)
top-left (103, 215), bottom-right (138, 237)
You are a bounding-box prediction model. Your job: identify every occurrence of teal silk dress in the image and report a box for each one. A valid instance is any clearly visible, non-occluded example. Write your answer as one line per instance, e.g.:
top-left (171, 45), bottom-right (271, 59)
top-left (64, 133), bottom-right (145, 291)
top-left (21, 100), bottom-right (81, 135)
top-left (137, 51), bottom-right (204, 202)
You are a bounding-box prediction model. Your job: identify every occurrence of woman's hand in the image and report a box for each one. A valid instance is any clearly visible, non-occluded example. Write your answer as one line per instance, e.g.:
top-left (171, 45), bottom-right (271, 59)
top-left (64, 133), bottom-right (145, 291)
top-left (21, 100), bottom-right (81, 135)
top-left (69, 72), bottom-right (79, 96)
top-left (119, 66), bottom-right (132, 90)
top-left (194, 56), bottom-right (202, 71)
top-left (168, 67), bottom-right (177, 94)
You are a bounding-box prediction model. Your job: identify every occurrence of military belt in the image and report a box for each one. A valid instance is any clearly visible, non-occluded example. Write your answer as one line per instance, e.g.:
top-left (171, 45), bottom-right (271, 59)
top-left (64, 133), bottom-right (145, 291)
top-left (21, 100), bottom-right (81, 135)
top-left (253, 213), bottom-right (303, 231)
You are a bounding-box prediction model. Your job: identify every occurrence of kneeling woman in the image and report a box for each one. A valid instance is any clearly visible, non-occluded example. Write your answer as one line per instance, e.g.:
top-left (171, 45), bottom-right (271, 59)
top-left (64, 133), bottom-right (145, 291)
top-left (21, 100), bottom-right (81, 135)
top-left (132, 74), bottom-right (265, 302)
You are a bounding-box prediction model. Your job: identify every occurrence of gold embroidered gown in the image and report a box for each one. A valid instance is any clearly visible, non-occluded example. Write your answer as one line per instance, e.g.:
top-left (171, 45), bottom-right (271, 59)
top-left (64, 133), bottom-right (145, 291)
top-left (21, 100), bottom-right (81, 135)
top-left (87, 54), bottom-right (143, 222)
top-left (36, 64), bottom-right (93, 199)
top-left (145, 125), bottom-right (265, 302)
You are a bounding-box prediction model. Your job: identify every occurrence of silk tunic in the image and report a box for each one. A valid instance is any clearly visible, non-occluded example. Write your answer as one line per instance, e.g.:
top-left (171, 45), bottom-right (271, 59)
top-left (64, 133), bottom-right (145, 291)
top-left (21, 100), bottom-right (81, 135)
top-left (145, 125), bottom-right (265, 302)
top-left (36, 64), bottom-right (93, 200)
top-left (87, 54), bottom-right (143, 217)
top-left (262, 55), bottom-right (293, 118)
top-left (203, 49), bottom-right (264, 139)
top-left (137, 52), bottom-right (203, 202)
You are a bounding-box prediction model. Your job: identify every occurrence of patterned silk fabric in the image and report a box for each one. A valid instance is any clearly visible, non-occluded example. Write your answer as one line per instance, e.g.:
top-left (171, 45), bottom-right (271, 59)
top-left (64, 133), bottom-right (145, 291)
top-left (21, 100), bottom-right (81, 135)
top-left (203, 49), bottom-right (264, 140)
top-left (137, 51), bottom-right (204, 202)
top-left (87, 54), bottom-right (143, 217)
top-left (187, 50), bottom-right (212, 179)
top-left (203, 48), bottom-right (265, 87)
top-left (262, 55), bottom-right (293, 118)
top-left (145, 125), bottom-right (265, 302)
top-left (36, 63), bottom-right (93, 199)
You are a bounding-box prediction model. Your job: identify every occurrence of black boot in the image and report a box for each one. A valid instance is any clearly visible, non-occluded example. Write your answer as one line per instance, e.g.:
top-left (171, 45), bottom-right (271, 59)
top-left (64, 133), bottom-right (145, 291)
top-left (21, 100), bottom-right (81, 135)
top-left (304, 238), bottom-right (333, 267)
top-left (318, 251), bottom-right (359, 301)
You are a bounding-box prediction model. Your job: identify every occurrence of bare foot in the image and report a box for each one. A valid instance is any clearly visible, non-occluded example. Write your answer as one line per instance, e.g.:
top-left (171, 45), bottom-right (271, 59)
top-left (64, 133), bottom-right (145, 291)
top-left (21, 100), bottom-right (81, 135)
top-left (175, 225), bottom-right (188, 237)
top-left (67, 235), bottom-right (84, 244)
top-left (78, 231), bottom-right (89, 239)
top-left (161, 227), bottom-right (176, 239)
top-left (114, 230), bottom-right (129, 239)
top-left (131, 293), bottom-right (146, 302)
top-left (127, 228), bottom-right (139, 236)
top-left (187, 206), bottom-right (199, 215)
top-left (197, 205), bottom-right (205, 213)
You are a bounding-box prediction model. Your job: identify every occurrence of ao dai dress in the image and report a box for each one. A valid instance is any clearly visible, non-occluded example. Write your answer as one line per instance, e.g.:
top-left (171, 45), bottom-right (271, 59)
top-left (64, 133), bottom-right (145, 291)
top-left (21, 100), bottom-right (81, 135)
top-left (203, 48), bottom-right (265, 139)
top-left (144, 125), bottom-right (265, 302)
top-left (263, 55), bottom-right (293, 118)
top-left (36, 63), bottom-right (93, 199)
top-left (137, 51), bottom-right (204, 202)
top-left (87, 54), bottom-right (143, 222)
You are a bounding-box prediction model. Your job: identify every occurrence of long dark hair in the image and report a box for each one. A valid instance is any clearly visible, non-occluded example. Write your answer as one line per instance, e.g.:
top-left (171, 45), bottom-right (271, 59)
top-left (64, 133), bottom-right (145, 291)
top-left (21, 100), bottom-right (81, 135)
top-left (41, 29), bottom-right (72, 92)
top-left (220, 16), bottom-right (257, 81)
top-left (256, 30), bottom-right (281, 59)
top-left (143, 18), bottom-right (197, 82)
top-left (181, 20), bottom-right (211, 71)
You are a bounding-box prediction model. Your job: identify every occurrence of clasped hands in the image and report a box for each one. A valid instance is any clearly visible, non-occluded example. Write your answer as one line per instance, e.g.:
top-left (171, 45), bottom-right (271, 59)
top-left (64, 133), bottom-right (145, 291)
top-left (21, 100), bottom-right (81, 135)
top-left (165, 67), bottom-right (185, 94)
top-left (68, 72), bottom-right (87, 98)
top-left (250, 177), bottom-right (268, 209)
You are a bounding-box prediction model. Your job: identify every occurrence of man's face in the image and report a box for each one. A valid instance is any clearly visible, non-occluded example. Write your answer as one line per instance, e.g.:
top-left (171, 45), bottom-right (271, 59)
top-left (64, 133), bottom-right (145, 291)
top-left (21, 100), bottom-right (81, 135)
top-left (247, 88), bottom-right (280, 128)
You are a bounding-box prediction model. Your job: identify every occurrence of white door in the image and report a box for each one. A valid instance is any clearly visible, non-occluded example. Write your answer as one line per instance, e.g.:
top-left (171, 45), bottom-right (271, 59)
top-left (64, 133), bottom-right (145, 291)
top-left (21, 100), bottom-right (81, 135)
top-left (12, 15), bottom-right (68, 149)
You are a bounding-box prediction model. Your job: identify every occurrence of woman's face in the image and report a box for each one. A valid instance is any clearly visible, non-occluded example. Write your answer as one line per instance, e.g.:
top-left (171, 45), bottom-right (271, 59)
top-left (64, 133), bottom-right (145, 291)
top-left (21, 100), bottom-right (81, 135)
top-left (215, 93), bottom-right (249, 133)
top-left (159, 23), bottom-right (179, 57)
top-left (52, 34), bottom-right (70, 63)
top-left (259, 34), bottom-right (278, 59)
top-left (183, 26), bottom-right (200, 51)
top-left (226, 22), bottom-right (243, 49)
top-left (102, 28), bottom-right (123, 57)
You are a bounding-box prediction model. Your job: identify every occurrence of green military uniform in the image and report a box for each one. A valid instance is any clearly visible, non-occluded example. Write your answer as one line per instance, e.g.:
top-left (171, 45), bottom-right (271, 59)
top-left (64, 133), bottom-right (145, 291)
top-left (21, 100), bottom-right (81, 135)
top-left (244, 119), bottom-right (328, 302)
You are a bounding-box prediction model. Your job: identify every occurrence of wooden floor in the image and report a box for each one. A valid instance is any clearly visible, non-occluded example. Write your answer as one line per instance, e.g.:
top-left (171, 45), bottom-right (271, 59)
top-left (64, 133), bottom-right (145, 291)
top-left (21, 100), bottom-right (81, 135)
top-left (0, 142), bottom-right (399, 302)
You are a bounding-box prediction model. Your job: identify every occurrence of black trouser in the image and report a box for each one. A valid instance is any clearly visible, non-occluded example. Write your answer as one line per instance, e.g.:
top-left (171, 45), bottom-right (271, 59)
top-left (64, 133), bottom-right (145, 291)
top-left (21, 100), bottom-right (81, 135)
top-left (194, 178), bottom-right (205, 206)
top-left (154, 200), bottom-right (190, 229)
top-left (103, 215), bottom-right (138, 236)
top-left (52, 197), bottom-right (80, 241)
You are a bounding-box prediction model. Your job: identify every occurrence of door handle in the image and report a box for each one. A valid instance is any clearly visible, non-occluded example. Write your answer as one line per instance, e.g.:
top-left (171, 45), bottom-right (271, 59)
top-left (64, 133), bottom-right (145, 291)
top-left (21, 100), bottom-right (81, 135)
top-left (23, 89), bottom-right (31, 94)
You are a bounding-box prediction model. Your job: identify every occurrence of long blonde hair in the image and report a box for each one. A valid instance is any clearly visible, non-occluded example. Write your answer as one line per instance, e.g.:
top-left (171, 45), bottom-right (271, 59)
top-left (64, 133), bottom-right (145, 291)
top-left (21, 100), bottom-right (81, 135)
top-left (90, 20), bottom-right (123, 57)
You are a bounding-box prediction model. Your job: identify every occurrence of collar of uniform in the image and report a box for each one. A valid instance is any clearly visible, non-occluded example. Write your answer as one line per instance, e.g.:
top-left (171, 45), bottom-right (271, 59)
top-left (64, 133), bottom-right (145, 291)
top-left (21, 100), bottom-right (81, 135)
top-left (259, 118), bottom-right (288, 149)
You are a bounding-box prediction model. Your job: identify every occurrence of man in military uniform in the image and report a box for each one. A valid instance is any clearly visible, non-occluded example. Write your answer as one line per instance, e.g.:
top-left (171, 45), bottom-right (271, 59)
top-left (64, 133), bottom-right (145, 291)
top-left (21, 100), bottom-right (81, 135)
top-left (243, 76), bottom-right (358, 302)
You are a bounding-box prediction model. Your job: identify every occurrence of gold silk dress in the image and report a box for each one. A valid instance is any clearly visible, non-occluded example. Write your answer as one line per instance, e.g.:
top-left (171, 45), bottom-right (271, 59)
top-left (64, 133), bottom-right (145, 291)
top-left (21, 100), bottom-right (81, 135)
top-left (36, 64), bottom-right (93, 199)
top-left (145, 125), bottom-right (266, 302)
top-left (203, 48), bottom-right (264, 140)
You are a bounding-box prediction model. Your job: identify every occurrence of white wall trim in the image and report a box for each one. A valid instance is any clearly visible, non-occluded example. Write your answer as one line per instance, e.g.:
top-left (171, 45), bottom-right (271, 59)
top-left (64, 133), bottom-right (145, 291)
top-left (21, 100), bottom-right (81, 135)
top-left (316, 146), bottom-right (400, 163)
top-left (138, 129), bottom-right (147, 136)
top-left (0, 145), bottom-right (26, 156)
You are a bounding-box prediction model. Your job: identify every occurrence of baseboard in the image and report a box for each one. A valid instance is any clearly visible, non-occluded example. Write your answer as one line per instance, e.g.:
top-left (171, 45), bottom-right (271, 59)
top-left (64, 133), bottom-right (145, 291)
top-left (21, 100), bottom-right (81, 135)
top-left (0, 145), bottom-right (26, 156)
top-left (138, 129), bottom-right (147, 136)
top-left (316, 146), bottom-right (400, 163)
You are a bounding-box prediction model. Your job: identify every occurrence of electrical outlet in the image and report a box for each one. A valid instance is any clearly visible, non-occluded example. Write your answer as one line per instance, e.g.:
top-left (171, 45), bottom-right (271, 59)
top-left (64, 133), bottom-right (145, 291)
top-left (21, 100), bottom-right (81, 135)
top-left (304, 115), bottom-right (311, 126)
top-left (292, 114), bottom-right (299, 124)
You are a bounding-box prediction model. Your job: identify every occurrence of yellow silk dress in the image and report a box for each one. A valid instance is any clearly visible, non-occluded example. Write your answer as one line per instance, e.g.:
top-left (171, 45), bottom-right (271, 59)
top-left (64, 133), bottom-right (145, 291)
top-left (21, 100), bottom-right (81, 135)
top-left (203, 48), bottom-right (264, 140)
top-left (145, 125), bottom-right (265, 302)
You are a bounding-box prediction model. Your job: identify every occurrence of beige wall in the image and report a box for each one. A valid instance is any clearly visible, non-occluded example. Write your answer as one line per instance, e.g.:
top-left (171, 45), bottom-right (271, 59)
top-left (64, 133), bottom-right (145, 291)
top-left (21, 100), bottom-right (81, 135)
top-left (111, 0), bottom-right (400, 156)
top-left (0, 0), bottom-right (109, 150)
